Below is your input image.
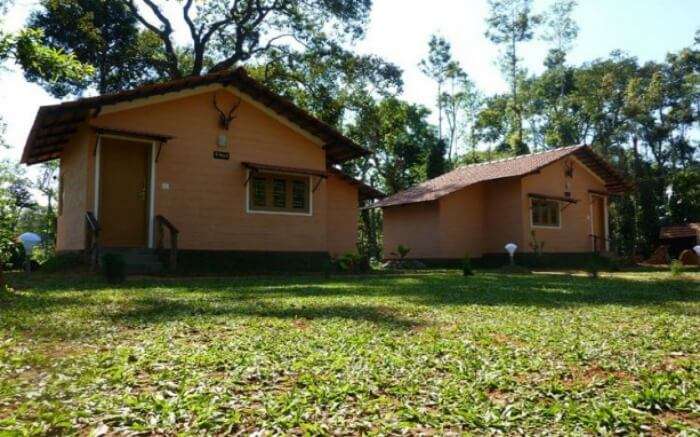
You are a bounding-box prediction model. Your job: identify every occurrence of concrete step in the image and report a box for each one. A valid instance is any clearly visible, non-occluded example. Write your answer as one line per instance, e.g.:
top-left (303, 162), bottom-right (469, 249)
top-left (100, 248), bottom-right (163, 274)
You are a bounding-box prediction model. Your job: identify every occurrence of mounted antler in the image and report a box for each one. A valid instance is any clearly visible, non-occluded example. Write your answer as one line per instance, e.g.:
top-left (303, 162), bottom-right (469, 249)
top-left (213, 93), bottom-right (242, 130)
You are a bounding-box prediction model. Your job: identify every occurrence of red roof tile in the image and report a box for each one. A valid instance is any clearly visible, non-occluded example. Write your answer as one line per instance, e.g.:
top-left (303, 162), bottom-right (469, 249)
top-left (659, 223), bottom-right (700, 239)
top-left (22, 67), bottom-right (369, 165)
top-left (372, 145), bottom-right (630, 208)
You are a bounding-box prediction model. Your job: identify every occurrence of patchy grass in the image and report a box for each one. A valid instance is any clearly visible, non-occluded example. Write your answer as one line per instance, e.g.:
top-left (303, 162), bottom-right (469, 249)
top-left (1, 270), bottom-right (699, 435)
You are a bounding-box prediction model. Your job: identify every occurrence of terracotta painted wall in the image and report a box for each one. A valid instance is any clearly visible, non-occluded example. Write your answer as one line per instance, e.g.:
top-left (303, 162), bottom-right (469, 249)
top-left (438, 183), bottom-right (486, 258)
top-left (520, 158), bottom-right (607, 253)
top-left (326, 174), bottom-right (359, 257)
top-left (382, 202), bottom-right (440, 259)
top-left (64, 86), bottom-right (362, 253)
top-left (482, 177), bottom-right (523, 254)
top-left (56, 126), bottom-right (91, 251)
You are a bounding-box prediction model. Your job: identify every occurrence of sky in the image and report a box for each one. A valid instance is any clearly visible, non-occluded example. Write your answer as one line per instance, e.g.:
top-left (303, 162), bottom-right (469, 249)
top-left (1, 0), bottom-right (699, 170)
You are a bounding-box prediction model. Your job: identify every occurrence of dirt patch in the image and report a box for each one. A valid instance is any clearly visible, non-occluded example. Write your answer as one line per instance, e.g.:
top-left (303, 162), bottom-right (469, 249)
top-left (486, 388), bottom-right (510, 406)
top-left (654, 353), bottom-right (694, 372)
top-left (292, 318), bottom-right (310, 331)
top-left (561, 365), bottom-right (633, 387)
top-left (655, 411), bottom-right (700, 432)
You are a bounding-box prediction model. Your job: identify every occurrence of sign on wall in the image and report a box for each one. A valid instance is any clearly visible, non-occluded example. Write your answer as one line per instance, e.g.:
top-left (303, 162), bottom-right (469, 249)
top-left (213, 151), bottom-right (230, 160)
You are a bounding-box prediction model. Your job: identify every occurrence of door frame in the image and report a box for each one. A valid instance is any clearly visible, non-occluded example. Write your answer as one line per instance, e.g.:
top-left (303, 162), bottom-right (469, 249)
top-left (94, 134), bottom-right (157, 248)
top-left (588, 193), bottom-right (609, 252)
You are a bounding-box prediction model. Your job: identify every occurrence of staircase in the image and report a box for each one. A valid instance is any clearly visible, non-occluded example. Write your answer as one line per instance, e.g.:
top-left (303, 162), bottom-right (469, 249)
top-left (100, 248), bottom-right (163, 275)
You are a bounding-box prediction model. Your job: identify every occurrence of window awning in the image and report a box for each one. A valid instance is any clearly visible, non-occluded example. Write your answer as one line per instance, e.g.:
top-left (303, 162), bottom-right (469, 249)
top-left (94, 126), bottom-right (174, 143)
top-left (241, 161), bottom-right (327, 178)
top-left (528, 193), bottom-right (579, 204)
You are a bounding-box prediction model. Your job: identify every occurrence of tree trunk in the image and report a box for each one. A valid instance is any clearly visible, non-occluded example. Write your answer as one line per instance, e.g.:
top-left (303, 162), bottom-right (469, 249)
top-left (0, 265), bottom-right (5, 289)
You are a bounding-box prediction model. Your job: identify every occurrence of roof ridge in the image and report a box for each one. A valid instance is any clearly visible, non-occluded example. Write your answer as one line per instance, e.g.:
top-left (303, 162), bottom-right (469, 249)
top-left (454, 144), bottom-right (584, 171)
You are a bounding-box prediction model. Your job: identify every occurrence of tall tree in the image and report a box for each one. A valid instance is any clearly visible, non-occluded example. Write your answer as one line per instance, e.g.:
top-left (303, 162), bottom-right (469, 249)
top-left (121, 0), bottom-right (372, 79)
top-left (250, 40), bottom-right (403, 128)
top-left (440, 64), bottom-right (481, 160)
top-left (485, 0), bottom-right (541, 154)
top-left (541, 0), bottom-right (578, 69)
top-left (426, 139), bottom-right (447, 179)
top-left (419, 34), bottom-right (454, 141)
top-left (26, 0), bottom-right (164, 96)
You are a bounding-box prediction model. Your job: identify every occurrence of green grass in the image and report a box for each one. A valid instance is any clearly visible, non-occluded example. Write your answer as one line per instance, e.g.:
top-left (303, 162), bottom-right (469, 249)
top-left (1, 270), bottom-right (699, 434)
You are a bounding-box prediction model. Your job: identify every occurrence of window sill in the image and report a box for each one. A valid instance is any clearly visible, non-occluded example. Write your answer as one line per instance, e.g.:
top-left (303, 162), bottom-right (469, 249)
top-left (246, 209), bottom-right (312, 217)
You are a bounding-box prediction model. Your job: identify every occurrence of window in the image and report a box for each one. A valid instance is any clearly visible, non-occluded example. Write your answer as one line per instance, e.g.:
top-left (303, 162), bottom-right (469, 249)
top-left (252, 177), bottom-right (267, 207)
top-left (531, 199), bottom-right (560, 228)
top-left (248, 172), bottom-right (310, 214)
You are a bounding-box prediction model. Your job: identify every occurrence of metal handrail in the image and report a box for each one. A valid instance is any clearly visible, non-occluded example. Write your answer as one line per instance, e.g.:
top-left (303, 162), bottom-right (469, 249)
top-left (155, 215), bottom-right (179, 271)
top-left (85, 212), bottom-right (100, 271)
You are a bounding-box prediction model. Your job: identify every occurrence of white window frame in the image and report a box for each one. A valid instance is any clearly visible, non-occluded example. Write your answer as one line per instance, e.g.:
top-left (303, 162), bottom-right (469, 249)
top-left (94, 134), bottom-right (157, 248)
top-left (530, 197), bottom-right (562, 230)
top-left (244, 169), bottom-right (314, 217)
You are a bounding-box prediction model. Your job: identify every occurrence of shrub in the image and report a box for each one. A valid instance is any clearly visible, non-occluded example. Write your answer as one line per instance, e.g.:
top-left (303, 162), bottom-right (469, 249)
top-left (670, 260), bottom-right (684, 277)
top-left (462, 253), bottom-right (473, 276)
top-left (337, 252), bottom-right (369, 274)
top-left (586, 254), bottom-right (605, 278)
top-left (40, 252), bottom-right (86, 273)
top-left (102, 253), bottom-right (126, 283)
top-left (396, 245), bottom-right (411, 260)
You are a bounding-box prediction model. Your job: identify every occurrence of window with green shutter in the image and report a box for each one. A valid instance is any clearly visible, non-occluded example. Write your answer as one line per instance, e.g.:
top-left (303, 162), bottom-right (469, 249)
top-left (248, 172), bottom-right (311, 214)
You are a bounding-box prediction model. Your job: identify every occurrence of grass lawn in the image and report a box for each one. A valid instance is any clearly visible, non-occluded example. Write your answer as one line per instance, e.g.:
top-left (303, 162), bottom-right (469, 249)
top-left (1, 270), bottom-right (699, 435)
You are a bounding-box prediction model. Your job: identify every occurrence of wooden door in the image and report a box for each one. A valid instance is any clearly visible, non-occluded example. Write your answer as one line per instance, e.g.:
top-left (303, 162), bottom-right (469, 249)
top-left (99, 137), bottom-right (150, 247)
top-left (591, 195), bottom-right (606, 252)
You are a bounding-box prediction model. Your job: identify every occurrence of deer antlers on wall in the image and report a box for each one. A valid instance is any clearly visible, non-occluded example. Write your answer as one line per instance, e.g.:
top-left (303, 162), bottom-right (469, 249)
top-left (213, 93), bottom-right (242, 130)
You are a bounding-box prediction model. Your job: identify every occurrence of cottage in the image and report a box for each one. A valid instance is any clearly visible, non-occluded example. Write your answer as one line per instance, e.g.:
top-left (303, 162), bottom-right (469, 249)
top-left (372, 146), bottom-right (630, 265)
top-left (21, 68), bottom-right (382, 272)
top-left (659, 223), bottom-right (700, 259)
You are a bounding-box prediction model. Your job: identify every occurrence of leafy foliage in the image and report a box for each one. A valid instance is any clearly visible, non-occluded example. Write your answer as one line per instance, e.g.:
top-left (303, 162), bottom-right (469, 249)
top-left (25, 0), bottom-right (163, 95)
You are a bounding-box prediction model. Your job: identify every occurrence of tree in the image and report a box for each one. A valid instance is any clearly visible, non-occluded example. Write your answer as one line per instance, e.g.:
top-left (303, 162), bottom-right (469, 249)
top-left (668, 168), bottom-right (700, 223)
top-left (426, 139), bottom-right (447, 179)
top-left (440, 64), bottom-right (481, 160)
top-left (1, 0), bottom-right (92, 85)
top-left (249, 40), bottom-right (403, 128)
top-left (485, 0), bottom-right (541, 154)
top-left (419, 34), bottom-right (454, 141)
top-left (25, 0), bottom-right (164, 96)
top-left (346, 97), bottom-right (438, 258)
top-left (122, 0), bottom-right (372, 79)
top-left (541, 0), bottom-right (578, 69)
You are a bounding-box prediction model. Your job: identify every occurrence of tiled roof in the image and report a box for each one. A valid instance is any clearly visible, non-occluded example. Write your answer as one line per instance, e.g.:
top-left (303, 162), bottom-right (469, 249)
top-left (22, 67), bottom-right (369, 165)
top-left (372, 145), bottom-right (630, 208)
top-left (659, 223), bottom-right (700, 239)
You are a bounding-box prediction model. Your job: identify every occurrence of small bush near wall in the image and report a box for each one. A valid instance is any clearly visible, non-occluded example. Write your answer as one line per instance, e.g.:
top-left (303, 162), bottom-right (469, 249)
top-left (102, 253), bottom-right (126, 283)
top-left (462, 253), bottom-right (474, 276)
top-left (41, 252), bottom-right (87, 273)
top-left (173, 250), bottom-right (332, 275)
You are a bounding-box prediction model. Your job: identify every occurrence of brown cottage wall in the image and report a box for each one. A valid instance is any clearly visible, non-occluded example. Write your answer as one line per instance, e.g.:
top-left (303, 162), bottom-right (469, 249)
top-left (56, 126), bottom-right (91, 251)
top-left (482, 177), bottom-right (523, 254)
top-left (382, 202), bottom-right (440, 259)
top-left (520, 158), bottom-right (607, 253)
top-left (326, 174), bottom-right (359, 257)
top-left (54, 86), bottom-right (361, 253)
top-left (438, 183), bottom-right (485, 258)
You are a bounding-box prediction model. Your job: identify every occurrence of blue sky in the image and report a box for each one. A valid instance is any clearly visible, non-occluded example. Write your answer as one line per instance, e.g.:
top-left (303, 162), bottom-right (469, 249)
top-left (1, 0), bottom-right (699, 165)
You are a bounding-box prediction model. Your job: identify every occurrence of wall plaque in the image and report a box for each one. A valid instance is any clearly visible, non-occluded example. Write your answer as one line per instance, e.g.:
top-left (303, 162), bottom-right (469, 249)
top-left (213, 151), bottom-right (230, 160)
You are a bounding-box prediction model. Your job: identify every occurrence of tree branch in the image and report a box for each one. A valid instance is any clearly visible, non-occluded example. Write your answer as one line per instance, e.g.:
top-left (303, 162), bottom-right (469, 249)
top-left (123, 0), bottom-right (181, 78)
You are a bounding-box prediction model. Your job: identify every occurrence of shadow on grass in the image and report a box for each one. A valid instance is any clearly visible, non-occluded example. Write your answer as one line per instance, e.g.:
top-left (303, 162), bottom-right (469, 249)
top-left (107, 296), bottom-right (421, 330)
top-left (3, 270), bottom-right (699, 336)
